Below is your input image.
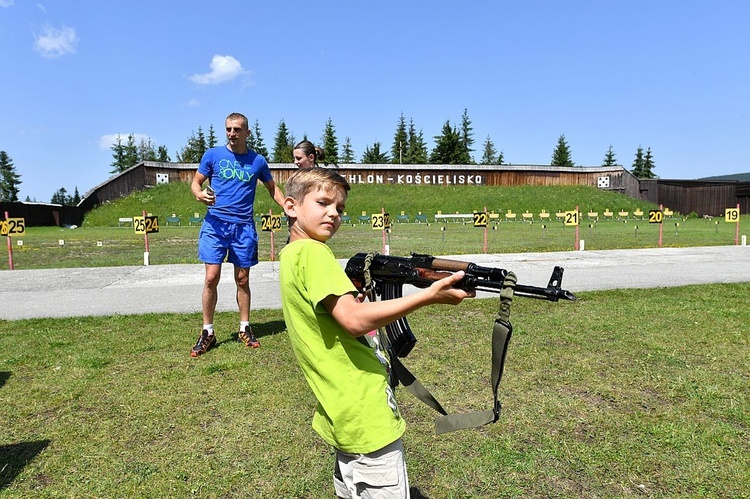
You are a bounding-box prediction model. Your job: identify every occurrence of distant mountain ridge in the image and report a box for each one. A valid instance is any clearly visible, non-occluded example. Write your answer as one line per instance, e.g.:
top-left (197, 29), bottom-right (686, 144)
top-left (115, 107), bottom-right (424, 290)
top-left (697, 172), bottom-right (750, 182)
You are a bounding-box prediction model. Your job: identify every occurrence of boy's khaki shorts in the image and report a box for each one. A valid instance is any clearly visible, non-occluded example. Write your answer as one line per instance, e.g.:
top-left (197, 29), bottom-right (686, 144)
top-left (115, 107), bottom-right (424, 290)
top-left (333, 438), bottom-right (409, 499)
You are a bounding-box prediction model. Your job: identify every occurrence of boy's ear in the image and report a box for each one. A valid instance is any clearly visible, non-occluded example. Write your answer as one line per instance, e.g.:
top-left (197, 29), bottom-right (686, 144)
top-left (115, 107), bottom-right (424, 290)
top-left (283, 197), bottom-right (296, 217)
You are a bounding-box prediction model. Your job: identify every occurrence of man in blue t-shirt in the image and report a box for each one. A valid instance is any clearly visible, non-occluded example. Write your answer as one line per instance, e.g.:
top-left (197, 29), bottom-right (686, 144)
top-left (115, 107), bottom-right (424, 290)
top-left (189, 112), bottom-right (285, 357)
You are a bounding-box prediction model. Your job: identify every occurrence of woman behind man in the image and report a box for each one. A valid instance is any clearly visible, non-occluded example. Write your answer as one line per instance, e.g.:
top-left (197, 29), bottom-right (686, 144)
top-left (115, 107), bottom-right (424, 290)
top-left (293, 140), bottom-right (325, 169)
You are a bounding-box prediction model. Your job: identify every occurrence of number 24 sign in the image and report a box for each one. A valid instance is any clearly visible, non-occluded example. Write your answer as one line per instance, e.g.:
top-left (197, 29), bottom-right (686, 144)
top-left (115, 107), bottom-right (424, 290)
top-left (134, 216), bottom-right (159, 234)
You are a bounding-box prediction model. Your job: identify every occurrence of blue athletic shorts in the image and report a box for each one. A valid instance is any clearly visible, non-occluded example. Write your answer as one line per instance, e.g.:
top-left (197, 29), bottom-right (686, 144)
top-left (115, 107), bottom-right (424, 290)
top-left (198, 213), bottom-right (259, 268)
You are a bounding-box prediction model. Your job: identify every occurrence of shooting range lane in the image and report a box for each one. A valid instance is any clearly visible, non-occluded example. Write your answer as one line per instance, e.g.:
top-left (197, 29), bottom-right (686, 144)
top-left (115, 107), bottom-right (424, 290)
top-left (461, 246), bottom-right (749, 297)
top-left (1, 246), bottom-right (747, 320)
top-left (1, 262), bottom-right (283, 320)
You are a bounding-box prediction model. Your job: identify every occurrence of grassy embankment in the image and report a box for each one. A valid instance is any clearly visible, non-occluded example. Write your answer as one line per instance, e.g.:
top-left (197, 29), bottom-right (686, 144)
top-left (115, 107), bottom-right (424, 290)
top-left (3, 182), bottom-right (744, 270)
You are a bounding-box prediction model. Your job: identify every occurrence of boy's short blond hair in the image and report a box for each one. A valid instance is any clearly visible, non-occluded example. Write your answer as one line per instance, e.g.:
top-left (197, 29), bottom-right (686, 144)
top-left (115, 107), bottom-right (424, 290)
top-left (285, 167), bottom-right (350, 201)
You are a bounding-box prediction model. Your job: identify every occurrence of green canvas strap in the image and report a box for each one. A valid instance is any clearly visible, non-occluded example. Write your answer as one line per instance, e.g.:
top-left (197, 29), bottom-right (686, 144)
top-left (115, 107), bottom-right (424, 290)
top-left (361, 254), bottom-right (518, 434)
top-left (435, 271), bottom-right (516, 433)
top-left (393, 272), bottom-right (517, 434)
top-left (390, 355), bottom-right (447, 416)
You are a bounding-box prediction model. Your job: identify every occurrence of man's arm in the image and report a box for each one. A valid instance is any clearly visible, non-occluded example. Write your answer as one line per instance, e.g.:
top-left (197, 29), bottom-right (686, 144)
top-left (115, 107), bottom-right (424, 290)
top-left (323, 271), bottom-right (474, 338)
top-left (262, 179), bottom-right (285, 209)
top-left (191, 171), bottom-right (214, 206)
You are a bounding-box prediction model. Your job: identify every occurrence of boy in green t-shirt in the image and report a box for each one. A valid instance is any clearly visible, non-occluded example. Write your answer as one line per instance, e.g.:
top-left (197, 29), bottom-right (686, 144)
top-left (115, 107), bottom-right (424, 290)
top-left (279, 167), bottom-right (474, 498)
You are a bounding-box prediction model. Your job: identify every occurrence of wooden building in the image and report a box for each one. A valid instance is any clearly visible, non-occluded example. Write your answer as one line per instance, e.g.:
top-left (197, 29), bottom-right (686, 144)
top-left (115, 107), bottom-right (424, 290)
top-left (8, 161), bottom-right (748, 227)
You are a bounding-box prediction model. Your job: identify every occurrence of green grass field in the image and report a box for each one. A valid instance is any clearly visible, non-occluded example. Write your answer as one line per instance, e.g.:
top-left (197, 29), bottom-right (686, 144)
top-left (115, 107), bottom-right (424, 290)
top-left (2, 284), bottom-right (748, 497)
top-left (2, 182), bottom-right (748, 496)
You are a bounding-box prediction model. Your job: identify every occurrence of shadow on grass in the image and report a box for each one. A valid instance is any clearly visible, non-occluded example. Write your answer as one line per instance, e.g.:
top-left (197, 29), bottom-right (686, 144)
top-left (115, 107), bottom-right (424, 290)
top-left (222, 319), bottom-right (287, 346)
top-left (0, 372), bottom-right (9, 390)
top-left (0, 439), bottom-right (51, 490)
top-left (410, 487), bottom-right (429, 498)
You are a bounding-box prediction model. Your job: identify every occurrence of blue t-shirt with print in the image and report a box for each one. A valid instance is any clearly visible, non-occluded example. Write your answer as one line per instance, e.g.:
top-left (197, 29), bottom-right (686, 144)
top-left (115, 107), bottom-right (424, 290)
top-left (198, 145), bottom-right (273, 224)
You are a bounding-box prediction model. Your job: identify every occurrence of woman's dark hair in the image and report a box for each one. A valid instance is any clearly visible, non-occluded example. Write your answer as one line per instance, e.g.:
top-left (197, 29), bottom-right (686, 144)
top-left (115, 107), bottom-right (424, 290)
top-left (294, 140), bottom-right (325, 165)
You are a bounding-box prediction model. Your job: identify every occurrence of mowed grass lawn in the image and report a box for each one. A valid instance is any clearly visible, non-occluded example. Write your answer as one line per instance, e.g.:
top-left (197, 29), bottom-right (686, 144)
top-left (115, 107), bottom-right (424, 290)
top-left (2, 283), bottom-right (748, 497)
top-left (2, 182), bottom-right (748, 496)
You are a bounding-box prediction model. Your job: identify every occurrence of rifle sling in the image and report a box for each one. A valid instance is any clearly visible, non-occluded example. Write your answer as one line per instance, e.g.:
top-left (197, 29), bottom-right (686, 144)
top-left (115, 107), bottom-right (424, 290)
top-left (361, 252), bottom-right (518, 434)
top-left (391, 271), bottom-right (518, 434)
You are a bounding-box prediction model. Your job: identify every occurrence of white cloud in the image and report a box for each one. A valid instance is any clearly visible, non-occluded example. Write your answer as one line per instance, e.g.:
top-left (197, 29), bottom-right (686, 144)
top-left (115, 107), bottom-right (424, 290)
top-left (188, 55), bottom-right (247, 85)
top-left (0, 1), bottom-right (15, 8)
top-left (187, 98), bottom-right (200, 107)
top-left (99, 133), bottom-right (152, 150)
top-left (33, 22), bottom-right (78, 58)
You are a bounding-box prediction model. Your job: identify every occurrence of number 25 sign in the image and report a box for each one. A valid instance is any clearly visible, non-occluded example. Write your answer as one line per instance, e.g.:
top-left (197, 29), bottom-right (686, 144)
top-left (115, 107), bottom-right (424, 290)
top-left (0, 218), bottom-right (25, 236)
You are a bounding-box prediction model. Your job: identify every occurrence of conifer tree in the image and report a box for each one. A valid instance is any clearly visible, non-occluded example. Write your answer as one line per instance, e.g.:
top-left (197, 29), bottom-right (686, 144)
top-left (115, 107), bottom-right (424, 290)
top-left (391, 113), bottom-right (408, 164)
top-left (642, 147), bottom-right (656, 178)
top-left (341, 137), bottom-right (355, 163)
top-left (124, 134), bottom-right (139, 168)
top-left (361, 142), bottom-right (390, 164)
top-left (50, 187), bottom-right (68, 205)
top-left (550, 134), bottom-right (575, 167)
top-left (459, 108), bottom-right (475, 164)
top-left (0, 151), bottom-right (22, 202)
top-left (631, 146), bottom-right (646, 177)
top-left (480, 136), bottom-right (497, 165)
top-left (207, 125), bottom-right (218, 148)
top-left (176, 128), bottom-right (208, 163)
top-left (272, 119), bottom-right (294, 163)
top-left (110, 135), bottom-right (128, 174)
top-left (246, 126), bottom-right (257, 152)
top-left (252, 120), bottom-right (269, 158)
top-left (602, 145), bottom-right (617, 166)
top-left (405, 119), bottom-right (428, 164)
top-left (321, 118), bottom-right (339, 165)
top-left (430, 120), bottom-right (463, 164)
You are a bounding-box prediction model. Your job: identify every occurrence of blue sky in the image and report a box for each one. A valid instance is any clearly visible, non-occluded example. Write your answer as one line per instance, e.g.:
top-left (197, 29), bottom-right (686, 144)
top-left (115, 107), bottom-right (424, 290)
top-left (2, 1), bottom-right (749, 202)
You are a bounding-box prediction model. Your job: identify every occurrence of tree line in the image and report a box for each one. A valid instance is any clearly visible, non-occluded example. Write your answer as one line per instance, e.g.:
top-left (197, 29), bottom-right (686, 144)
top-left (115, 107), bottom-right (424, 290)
top-left (109, 108), bottom-right (657, 179)
top-left (0, 109), bottom-right (656, 205)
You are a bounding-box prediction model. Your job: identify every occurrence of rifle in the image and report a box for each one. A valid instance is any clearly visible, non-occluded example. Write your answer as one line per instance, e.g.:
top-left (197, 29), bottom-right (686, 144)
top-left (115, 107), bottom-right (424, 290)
top-left (344, 252), bottom-right (576, 434)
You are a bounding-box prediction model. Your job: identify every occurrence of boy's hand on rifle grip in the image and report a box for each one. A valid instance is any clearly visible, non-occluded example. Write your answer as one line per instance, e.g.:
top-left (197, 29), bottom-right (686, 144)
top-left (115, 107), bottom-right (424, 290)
top-left (428, 270), bottom-right (475, 304)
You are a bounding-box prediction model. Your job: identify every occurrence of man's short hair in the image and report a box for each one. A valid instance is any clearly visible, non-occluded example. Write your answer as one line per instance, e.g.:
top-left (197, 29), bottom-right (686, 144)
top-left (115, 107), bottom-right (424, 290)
top-left (226, 112), bottom-right (249, 129)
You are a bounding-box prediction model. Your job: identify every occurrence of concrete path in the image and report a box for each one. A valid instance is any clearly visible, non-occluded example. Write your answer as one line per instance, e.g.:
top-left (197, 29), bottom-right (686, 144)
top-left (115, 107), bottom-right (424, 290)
top-left (1, 245), bottom-right (748, 320)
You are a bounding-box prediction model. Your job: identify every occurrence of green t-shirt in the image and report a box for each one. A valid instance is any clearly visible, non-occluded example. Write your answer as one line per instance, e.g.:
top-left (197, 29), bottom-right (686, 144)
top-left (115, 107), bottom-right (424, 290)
top-left (279, 239), bottom-right (405, 454)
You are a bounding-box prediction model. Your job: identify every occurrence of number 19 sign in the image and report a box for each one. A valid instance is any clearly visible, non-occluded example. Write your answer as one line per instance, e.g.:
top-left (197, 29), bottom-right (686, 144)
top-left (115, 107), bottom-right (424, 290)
top-left (725, 205), bottom-right (741, 245)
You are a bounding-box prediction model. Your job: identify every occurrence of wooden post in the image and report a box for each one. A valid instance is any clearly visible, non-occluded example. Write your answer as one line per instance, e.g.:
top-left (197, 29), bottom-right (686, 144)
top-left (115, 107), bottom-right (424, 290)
top-left (269, 209), bottom-right (275, 262)
top-left (658, 204), bottom-right (663, 248)
top-left (5, 211), bottom-right (13, 270)
top-left (734, 203), bottom-right (740, 245)
top-left (142, 210), bottom-right (150, 265)
top-left (483, 206), bottom-right (488, 254)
